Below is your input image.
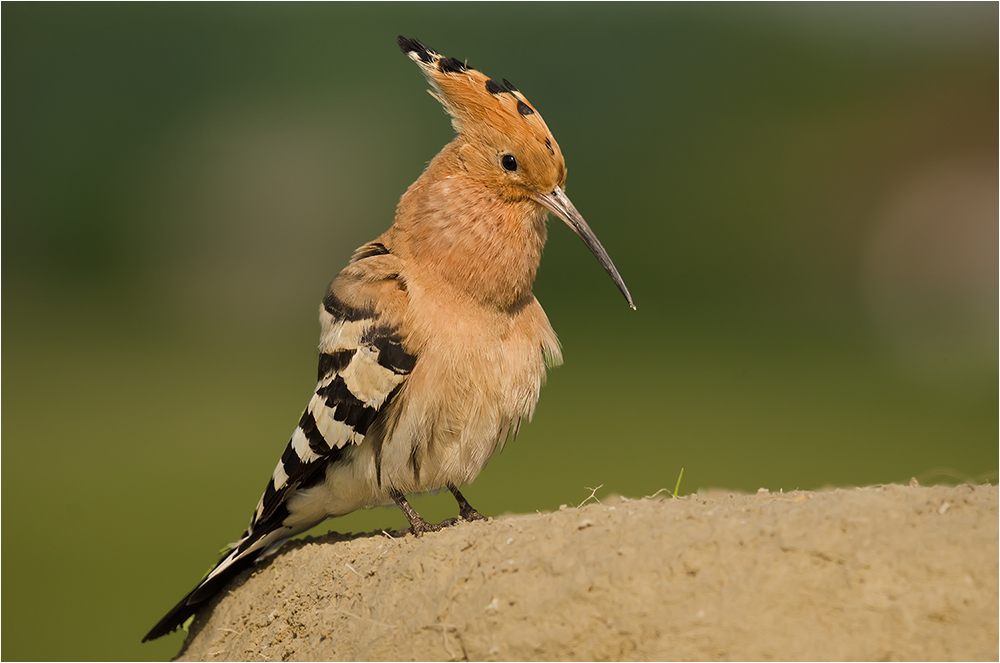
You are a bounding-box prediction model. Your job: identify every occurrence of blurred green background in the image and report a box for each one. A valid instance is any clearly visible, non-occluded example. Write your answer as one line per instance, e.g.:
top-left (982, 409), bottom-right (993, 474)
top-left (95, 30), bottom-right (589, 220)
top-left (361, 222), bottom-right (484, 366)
top-left (3, 3), bottom-right (996, 660)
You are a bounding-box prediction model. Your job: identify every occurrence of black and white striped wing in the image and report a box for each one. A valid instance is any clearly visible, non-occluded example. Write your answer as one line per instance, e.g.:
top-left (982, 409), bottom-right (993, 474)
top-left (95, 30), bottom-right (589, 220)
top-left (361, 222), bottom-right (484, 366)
top-left (249, 290), bottom-right (416, 531)
top-left (142, 247), bottom-right (413, 642)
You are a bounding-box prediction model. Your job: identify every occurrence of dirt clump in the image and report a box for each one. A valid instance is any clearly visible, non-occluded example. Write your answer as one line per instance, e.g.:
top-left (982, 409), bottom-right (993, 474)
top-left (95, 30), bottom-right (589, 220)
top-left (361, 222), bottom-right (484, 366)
top-left (176, 483), bottom-right (998, 661)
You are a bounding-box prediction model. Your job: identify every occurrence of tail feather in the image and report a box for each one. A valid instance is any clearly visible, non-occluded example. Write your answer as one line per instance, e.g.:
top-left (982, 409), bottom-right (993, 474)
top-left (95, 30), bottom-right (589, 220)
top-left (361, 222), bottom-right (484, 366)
top-left (142, 518), bottom-right (294, 642)
top-left (141, 546), bottom-right (262, 642)
top-left (144, 487), bottom-right (324, 641)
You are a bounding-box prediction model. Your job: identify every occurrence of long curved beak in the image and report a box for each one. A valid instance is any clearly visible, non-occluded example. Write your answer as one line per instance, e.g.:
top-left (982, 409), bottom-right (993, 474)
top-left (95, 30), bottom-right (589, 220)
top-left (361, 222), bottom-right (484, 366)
top-left (535, 186), bottom-right (635, 309)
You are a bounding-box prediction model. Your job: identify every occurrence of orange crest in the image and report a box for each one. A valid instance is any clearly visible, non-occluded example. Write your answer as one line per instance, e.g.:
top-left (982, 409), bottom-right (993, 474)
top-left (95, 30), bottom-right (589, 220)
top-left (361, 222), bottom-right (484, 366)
top-left (397, 36), bottom-right (562, 169)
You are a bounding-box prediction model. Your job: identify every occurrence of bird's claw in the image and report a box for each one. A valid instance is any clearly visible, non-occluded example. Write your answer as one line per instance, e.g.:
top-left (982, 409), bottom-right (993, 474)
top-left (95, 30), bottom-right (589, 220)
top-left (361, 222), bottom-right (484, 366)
top-left (459, 506), bottom-right (486, 522)
top-left (409, 518), bottom-right (444, 536)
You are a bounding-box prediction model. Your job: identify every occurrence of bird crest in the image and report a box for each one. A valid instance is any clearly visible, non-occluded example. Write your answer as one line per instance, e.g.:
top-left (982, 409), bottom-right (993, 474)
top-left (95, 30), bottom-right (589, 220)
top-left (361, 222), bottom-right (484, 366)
top-left (397, 36), bottom-right (561, 164)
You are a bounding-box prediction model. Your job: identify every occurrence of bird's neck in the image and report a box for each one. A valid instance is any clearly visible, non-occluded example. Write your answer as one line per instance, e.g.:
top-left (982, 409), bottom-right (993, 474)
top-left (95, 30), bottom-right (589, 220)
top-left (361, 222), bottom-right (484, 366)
top-left (390, 144), bottom-right (548, 311)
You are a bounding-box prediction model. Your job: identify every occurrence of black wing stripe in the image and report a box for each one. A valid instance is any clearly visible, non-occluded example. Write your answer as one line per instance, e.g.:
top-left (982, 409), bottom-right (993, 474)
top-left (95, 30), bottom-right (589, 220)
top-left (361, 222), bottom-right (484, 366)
top-left (363, 325), bottom-right (418, 374)
top-left (299, 410), bottom-right (331, 455)
top-left (261, 479), bottom-right (277, 509)
top-left (280, 439), bottom-right (303, 477)
top-left (351, 242), bottom-right (391, 261)
top-left (323, 292), bottom-right (374, 322)
top-left (317, 350), bottom-right (355, 381)
top-left (316, 376), bottom-right (380, 433)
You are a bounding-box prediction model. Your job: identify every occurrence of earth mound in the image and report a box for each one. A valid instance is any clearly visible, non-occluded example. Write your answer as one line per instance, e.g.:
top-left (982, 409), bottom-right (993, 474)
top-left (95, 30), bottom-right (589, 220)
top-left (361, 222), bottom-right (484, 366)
top-left (176, 483), bottom-right (998, 661)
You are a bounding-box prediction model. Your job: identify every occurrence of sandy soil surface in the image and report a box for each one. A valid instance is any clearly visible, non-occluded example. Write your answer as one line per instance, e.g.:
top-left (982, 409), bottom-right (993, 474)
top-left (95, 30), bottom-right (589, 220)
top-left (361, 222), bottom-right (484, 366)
top-left (176, 483), bottom-right (997, 661)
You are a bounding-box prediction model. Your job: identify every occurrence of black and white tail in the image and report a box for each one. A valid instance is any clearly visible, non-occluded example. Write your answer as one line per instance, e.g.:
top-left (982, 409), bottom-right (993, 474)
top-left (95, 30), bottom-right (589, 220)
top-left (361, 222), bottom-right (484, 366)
top-left (142, 467), bottom-right (324, 642)
top-left (142, 530), bottom-right (275, 642)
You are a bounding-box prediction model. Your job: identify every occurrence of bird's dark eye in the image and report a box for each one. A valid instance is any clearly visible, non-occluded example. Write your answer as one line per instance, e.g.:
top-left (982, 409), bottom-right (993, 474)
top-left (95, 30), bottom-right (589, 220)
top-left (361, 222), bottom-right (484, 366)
top-left (501, 154), bottom-right (518, 172)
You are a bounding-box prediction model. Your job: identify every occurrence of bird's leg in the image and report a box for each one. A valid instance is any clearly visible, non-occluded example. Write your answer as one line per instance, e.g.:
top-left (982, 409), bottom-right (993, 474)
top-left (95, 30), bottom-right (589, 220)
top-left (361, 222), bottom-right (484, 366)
top-left (390, 490), bottom-right (442, 535)
top-left (448, 484), bottom-right (486, 522)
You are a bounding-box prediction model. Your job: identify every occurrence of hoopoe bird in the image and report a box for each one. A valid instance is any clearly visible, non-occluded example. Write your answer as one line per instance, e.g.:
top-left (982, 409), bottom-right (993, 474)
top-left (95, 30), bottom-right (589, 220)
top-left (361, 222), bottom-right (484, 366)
top-left (143, 36), bottom-right (633, 642)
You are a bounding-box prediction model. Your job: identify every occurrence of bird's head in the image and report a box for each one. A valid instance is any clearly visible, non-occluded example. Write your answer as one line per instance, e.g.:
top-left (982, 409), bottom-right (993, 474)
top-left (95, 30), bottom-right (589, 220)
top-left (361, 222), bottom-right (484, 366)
top-left (398, 36), bottom-right (634, 309)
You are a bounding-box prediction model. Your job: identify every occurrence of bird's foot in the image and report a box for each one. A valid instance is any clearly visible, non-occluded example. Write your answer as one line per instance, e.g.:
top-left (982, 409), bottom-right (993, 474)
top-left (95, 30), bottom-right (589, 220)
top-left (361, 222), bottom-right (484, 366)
top-left (409, 518), bottom-right (444, 535)
top-left (459, 505), bottom-right (487, 522)
top-left (391, 490), bottom-right (444, 536)
top-left (448, 484), bottom-right (487, 522)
